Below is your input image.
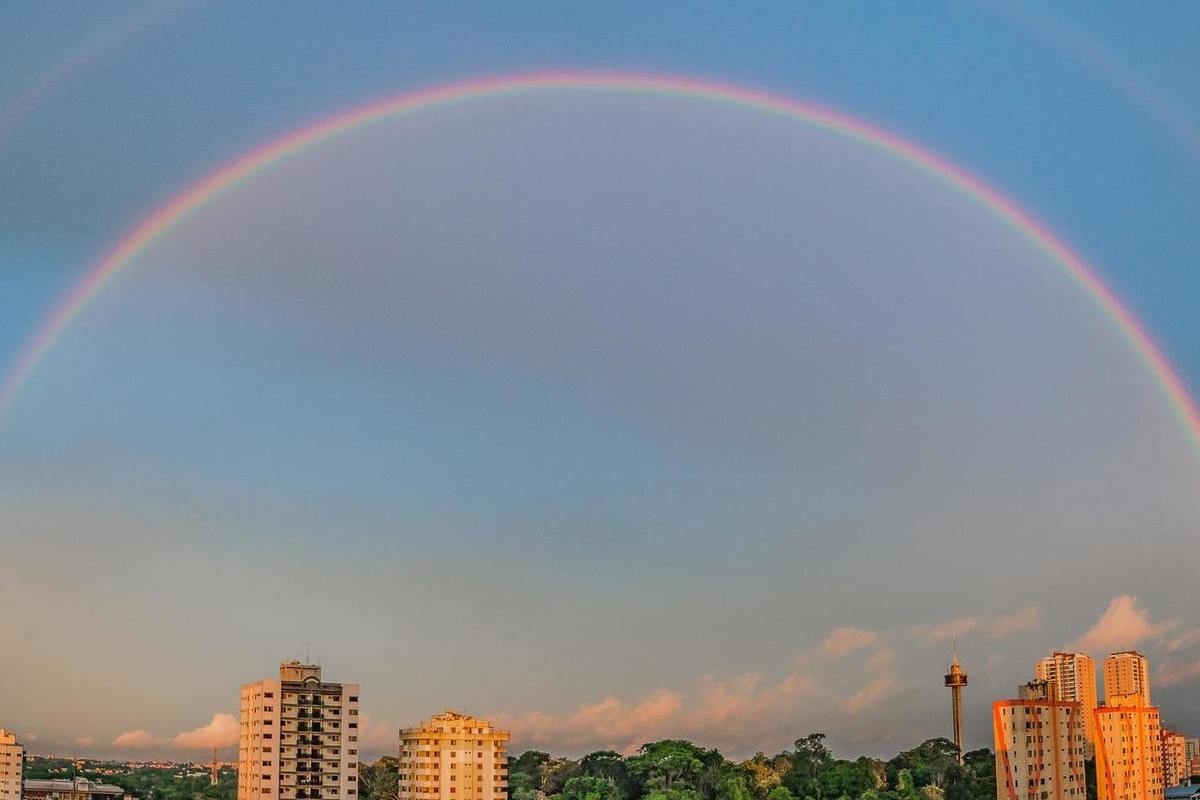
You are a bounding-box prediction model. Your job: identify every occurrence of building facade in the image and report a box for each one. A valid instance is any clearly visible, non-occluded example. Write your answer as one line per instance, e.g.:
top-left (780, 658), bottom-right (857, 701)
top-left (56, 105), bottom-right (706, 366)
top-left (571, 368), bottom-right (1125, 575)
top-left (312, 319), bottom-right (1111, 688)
top-left (1095, 699), bottom-right (1164, 800)
top-left (398, 712), bottom-right (509, 800)
top-left (1163, 730), bottom-right (1189, 788)
top-left (993, 680), bottom-right (1088, 800)
top-left (1104, 652), bottom-right (1151, 708)
top-left (1037, 653), bottom-right (1099, 757)
top-left (238, 662), bottom-right (361, 800)
top-left (22, 780), bottom-right (123, 800)
top-left (0, 731), bottom-right (22, 800)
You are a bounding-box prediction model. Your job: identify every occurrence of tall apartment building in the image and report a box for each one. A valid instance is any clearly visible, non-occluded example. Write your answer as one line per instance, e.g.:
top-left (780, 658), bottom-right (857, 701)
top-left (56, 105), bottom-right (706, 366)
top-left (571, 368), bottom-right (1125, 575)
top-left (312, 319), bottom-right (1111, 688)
top-left (1037, 653), bottom-right (1099, 757)
top-left (993, 680), bottom-right (1088, 800)
top-left (238, 662), bottom-right (361, 800)
top-left (1095, 697), bottom-right (1164, 800)
top-left (1161, 730), bottom-right (1188, 788)
top-left (1104, 652), bottom-right (1151, 708)
top-left (398, 712), bottom-right (509, 800)
top-left (0, 730), bottom-right (23, 800)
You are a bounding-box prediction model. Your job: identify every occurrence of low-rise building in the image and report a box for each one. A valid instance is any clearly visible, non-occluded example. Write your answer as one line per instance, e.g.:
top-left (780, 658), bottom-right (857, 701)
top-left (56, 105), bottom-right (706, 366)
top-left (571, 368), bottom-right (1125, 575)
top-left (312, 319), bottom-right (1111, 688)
top-left (1164, 730), bottom-right (1189, 787)
top-left (23, 780), bottom-right (124, 800)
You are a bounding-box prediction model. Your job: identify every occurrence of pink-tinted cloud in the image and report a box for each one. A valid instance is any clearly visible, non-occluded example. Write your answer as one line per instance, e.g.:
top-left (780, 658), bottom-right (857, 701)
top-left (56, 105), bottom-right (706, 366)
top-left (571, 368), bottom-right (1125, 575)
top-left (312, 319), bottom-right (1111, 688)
top-left (73, 737), bottom-right (95, 747)
top-left (496, 690), bottom-right (683, 754)
top-left (913, 617), bottom-right (977, 643)
top-left (496, 660), bottom-right (824, 755)
top-left (1066, 595), bottom-right (1177, 652)
top-left (866, 647), bottom-right (896, 673)
top-left (23, 733), bottom-right (38, 742)
top-left (356, 714), bottom-right (395, 753)
top-left (172, 713), bottom-right (238, 749)
top-left (1163, 628), bottom-right (1200, 653)
top-left (840, 676), bottom-right (895, 714)
top-left (818, 627), bottom-right (879, 658)
top-left (1157, 657), bottom-right (1200, 687)
top-left (989, 607), bottom-right (1041, 638)
top-left (112, 730), bottom-right (161, 748)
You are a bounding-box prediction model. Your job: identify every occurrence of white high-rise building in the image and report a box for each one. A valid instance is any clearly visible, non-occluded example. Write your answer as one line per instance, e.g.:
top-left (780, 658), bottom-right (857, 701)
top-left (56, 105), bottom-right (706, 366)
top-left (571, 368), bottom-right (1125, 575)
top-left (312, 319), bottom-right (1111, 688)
top-left (238, 662), bottom-right (361, 800)
top-left (1037, 653), bottom-right (1099, 757)
top-left (0, 730), bottom-right (22, 800)
top-left (993, 681), bottom-right (1088, 800)
top-left (398, 712), bottom-right (509, 800)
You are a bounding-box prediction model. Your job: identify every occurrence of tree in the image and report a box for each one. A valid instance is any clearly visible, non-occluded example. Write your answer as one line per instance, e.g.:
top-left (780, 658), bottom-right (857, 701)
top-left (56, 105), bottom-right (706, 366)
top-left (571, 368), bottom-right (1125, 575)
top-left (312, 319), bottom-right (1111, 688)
top-left (628, 741), bottom-right (708, 793)
top-left (717, 773), bottom-right (752, 800)
top-left (817, 760), bottom-right (875, 800)
top-left (766, 786), bottom-right (795, 800)
top-left (562, 776), bottom-right (622, 800)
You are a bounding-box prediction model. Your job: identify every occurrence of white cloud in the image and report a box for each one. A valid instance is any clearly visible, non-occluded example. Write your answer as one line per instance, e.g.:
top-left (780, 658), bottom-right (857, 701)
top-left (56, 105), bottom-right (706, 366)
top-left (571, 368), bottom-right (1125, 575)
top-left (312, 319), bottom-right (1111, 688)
top-left (112, 730), bottom-right (161, 749)
top-left (1066, 595), bottom-right (1176, 652)
top-left (818, 627), bottom-right (880, 658)
top-left (989, 607), bottom-right (1041, 638)
top-left (172, 714), bottom-right (238, 749)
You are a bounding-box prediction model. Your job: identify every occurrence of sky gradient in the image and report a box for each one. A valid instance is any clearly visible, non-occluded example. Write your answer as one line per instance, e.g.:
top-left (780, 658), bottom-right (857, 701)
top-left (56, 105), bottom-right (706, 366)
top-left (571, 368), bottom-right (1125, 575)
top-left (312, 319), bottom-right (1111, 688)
top-left (2, 2), bottom-right (1199, 764)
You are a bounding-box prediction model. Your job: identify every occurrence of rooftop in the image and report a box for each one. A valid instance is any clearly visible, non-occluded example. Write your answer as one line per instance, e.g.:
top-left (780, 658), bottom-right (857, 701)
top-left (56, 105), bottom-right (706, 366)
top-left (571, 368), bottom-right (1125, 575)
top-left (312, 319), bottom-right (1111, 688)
top-left (25, 779), bottom-right (125, 796)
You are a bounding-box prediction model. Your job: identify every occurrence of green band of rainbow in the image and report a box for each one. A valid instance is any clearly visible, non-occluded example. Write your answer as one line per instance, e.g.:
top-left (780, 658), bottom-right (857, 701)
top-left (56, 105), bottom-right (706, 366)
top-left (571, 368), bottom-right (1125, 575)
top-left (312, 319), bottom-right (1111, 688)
top-left (3, 71), bottom-right (1198, 458)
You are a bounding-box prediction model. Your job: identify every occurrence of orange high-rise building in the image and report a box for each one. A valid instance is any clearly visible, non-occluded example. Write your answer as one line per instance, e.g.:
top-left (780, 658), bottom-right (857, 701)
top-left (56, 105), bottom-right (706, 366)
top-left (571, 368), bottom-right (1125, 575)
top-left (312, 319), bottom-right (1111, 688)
top-left (1095, 697), bottom-right (1164, 800)
top-left (993, 681), bottom-right (1088, 800)
top-left (1037, 653), bottom-right (1098, 758)
top-left (1104, 652), bottom-right (1151, 708)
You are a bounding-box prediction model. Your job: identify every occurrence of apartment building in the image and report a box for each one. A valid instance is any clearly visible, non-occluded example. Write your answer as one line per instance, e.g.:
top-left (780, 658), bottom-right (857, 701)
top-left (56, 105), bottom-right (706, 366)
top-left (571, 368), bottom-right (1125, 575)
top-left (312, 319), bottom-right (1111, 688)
top-left (1037, 653), bottom-right (1099, 757)
top-left (993, 680), bottom-right (1088, 800)
top-left (238, 662), bottom-right (361, 800)
top-left (1095, 697), bottom-right (1164, 800)
top-left (0, 730), bottom-right (22, 800)
top-left (1104, 652), bottom-right (1151, 708)
top-left (398, 712), bottom-right (508, 800)
top-left (1163, 730), bottom-right (1189, 788)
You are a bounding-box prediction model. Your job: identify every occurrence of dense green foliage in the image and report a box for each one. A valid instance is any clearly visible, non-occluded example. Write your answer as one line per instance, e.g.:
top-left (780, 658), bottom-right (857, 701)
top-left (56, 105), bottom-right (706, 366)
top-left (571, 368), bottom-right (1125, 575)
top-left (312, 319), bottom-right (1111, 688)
top-left (24, 757), bottom-right (236, 800)
top-left (504, 735), bottom-right (1001, 800)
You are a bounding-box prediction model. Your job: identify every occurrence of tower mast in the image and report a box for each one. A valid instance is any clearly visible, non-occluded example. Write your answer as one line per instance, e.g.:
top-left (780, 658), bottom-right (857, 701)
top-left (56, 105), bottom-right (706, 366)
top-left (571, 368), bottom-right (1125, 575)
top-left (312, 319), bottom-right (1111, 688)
top-left (944, 635), bottom-right (968, 764)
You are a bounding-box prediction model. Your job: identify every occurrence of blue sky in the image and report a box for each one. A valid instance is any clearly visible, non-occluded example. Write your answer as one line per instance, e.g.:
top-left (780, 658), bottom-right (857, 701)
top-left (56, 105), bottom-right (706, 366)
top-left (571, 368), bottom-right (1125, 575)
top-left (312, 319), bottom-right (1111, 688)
top-left (1, 2), bottom-right (1199, 761)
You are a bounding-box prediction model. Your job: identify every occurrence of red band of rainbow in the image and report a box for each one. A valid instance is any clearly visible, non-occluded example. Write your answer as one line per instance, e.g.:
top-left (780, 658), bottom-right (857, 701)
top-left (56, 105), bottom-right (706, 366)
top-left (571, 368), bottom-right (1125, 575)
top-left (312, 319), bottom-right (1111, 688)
top-left (3, 71), bottom-right (1197, 457)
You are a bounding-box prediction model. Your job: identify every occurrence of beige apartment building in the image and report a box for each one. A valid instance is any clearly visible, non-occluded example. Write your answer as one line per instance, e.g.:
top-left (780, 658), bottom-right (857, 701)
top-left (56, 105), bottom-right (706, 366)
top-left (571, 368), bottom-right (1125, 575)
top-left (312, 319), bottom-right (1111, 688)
top-left (398, 712), bottom-right (509, 800)
top-left (1095, 697), bottom-right (1164, 800)
top-left (993, 680), bottom-right (1088, 800)
top-left (1037, 653), bottom-right (1099, 757)
top-left (1162, 730), bottom-right (1188, 788)
top-left (0, 730), bottom-right (22, 800)
top-left (238, 662), bottom-right (361, 800)
top-left (1104, 652), bottom-right (1151, 708)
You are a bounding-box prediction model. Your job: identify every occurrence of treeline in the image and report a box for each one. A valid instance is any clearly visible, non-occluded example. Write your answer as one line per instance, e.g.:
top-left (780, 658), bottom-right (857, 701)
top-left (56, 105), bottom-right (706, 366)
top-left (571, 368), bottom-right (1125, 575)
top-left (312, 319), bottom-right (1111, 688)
top-left (499, 736), bottom-right (998, 800)
top-left (357, 737), bottom-right (1001, 800)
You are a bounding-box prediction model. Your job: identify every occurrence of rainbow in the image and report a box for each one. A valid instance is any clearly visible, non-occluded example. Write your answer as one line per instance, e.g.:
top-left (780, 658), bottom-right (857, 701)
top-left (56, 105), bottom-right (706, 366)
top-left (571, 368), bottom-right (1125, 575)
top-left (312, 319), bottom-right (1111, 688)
top-left (2, 71), bottom-right (1198, 455)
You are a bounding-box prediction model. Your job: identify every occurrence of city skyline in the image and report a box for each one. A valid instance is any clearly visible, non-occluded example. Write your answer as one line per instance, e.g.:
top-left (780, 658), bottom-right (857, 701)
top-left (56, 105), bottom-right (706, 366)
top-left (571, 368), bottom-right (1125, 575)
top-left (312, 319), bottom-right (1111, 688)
top-left (3, 1), bottom-right (1200, 778)
top-left (6, 609), bottom-right (1198, 762)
